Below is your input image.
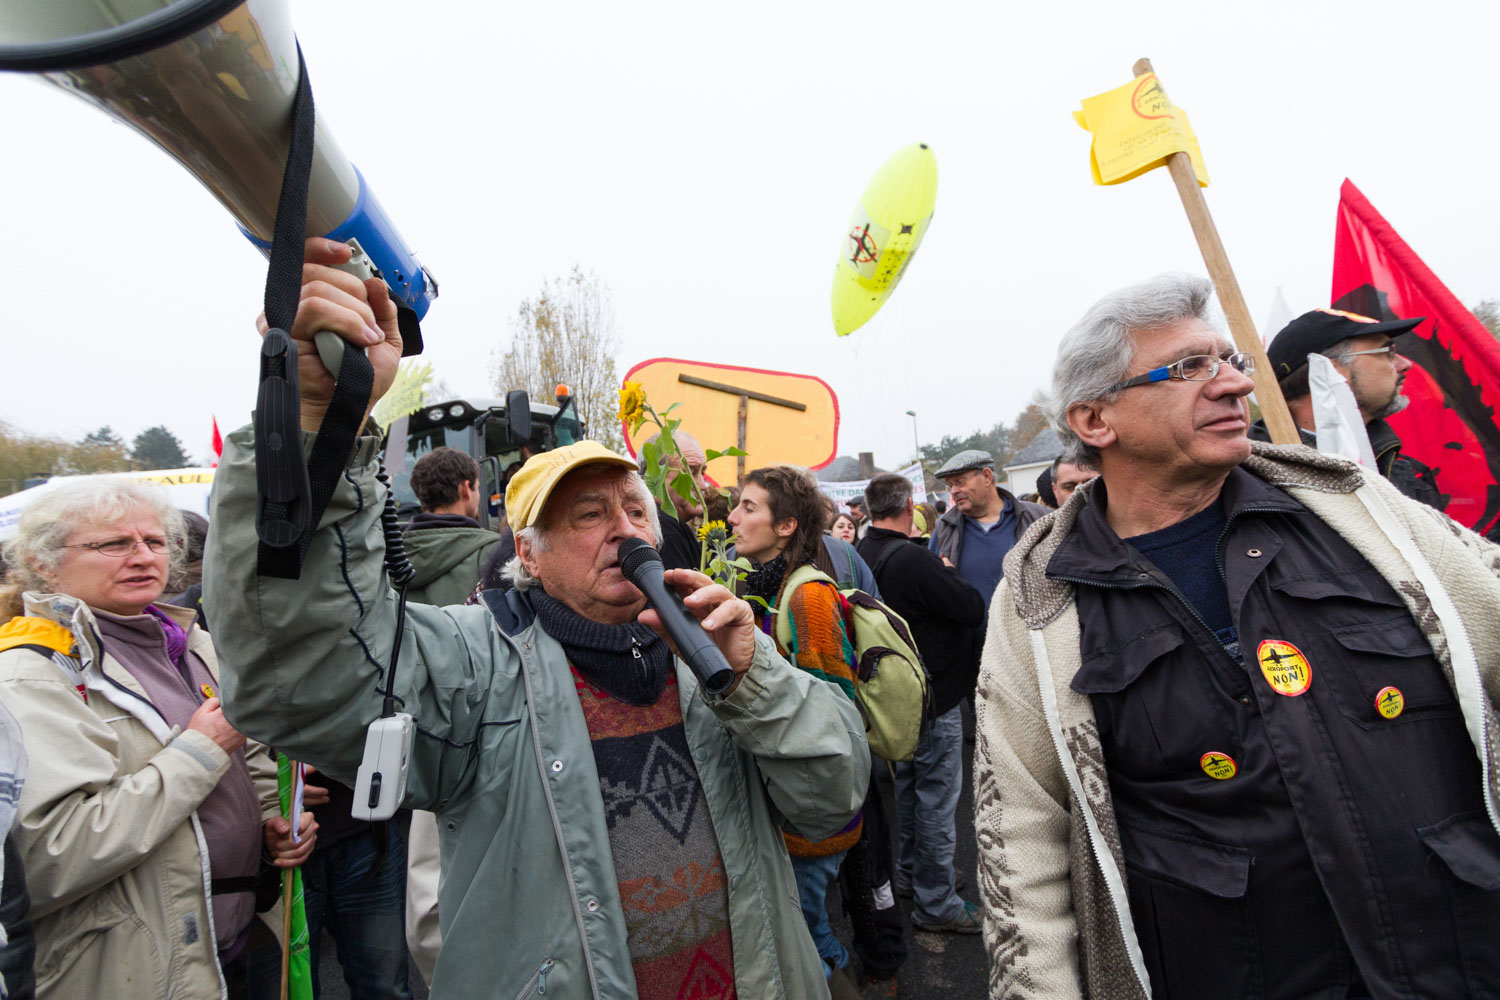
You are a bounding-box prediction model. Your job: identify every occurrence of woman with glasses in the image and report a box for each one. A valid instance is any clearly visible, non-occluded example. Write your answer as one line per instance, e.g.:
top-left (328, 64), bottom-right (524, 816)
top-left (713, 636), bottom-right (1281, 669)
top-left (0, 479), bottom-right (315, 999)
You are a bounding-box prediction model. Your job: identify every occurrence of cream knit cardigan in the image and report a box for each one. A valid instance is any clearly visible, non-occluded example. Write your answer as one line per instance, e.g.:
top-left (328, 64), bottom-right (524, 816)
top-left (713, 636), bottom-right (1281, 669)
top-left (973, 442), bottom-right (1500, 999)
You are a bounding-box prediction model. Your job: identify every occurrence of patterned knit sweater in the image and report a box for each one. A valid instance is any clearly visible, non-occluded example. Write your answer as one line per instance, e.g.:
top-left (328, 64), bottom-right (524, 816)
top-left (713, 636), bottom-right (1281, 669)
top-left (571, 665), bottom-right (738, 1000)
top-left (761, 578), bottom-right (864, 858)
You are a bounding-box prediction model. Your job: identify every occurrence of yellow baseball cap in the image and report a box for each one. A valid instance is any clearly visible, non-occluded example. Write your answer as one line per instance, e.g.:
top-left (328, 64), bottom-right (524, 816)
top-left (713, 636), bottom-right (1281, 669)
top-left (504, 441), bottom-right (639, 532)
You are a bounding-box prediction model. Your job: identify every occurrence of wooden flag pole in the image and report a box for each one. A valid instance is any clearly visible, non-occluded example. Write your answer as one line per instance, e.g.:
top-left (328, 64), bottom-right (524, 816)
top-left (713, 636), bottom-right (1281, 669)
top-left (1133, 57), bottom-right (1301, 446)
top-left (280, 871), bottom-right (293, 1000)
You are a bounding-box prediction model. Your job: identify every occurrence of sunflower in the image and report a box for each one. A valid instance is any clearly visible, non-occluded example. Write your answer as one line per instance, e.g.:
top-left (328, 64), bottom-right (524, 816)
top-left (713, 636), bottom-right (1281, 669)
top-left (617, 380), bottom-right (648, 428)
top-left (696, 520), bottom-right (729, 544)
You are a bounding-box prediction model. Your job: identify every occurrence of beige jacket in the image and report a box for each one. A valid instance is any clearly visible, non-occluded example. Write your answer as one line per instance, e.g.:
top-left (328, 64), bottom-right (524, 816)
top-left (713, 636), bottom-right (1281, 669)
top-left (0, 595), bottom-right (281, 999)
top-left (973, 443), bottom-right (1500, 999)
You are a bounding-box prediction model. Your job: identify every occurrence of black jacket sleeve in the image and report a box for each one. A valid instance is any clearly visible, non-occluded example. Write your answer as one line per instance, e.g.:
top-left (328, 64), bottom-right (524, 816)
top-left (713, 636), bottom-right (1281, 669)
top-left (902, 544), bottom-right (986, 629)
top-left (657, 506), bottom-right (701, 572)
top-left (0, 833), bottom-right (35, 1000)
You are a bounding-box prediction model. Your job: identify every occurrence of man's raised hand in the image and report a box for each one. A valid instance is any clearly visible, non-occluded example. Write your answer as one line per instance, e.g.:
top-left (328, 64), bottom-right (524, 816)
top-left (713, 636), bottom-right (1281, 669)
top-left (254, 237), bottom-right (403, 431)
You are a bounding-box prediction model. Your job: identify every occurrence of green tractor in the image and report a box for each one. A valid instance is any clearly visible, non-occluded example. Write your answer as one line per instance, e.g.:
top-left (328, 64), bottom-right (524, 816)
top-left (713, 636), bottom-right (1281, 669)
top-left (382, 386), bottom-right (586, 529)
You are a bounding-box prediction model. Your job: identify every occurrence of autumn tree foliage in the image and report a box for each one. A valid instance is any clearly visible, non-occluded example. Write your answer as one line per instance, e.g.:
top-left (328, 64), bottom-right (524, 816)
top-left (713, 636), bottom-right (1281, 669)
top-left (491, 266), bottom-right (624, 453)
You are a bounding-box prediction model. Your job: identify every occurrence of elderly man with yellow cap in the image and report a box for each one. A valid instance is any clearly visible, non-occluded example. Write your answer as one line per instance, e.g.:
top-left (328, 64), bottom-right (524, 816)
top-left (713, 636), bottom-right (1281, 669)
top-left (203, 239), bottom-right (867, 1000)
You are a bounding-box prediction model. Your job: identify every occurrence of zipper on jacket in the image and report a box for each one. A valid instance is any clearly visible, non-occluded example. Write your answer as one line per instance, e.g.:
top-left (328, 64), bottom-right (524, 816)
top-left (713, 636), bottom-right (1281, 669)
top-left (513, 958), bottom-right (554, 999)
top-left (630, 636), bottom-right (644, 684)
top-left (1212, 504), bottom-right (1290, 583)
top-left (82, 619), bottom-right (227, 997)
top-left (84, 622), bottom-right (175, 736)
top-left (1051, 572), bottom-right (1240, 674)
top-left (505, 629), bottom-right (602, 998)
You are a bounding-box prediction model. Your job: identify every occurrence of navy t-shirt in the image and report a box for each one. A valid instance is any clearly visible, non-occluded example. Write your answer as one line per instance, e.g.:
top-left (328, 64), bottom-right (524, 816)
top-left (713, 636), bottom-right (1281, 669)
top-left (1126, 500), bottom-right (1238, 658)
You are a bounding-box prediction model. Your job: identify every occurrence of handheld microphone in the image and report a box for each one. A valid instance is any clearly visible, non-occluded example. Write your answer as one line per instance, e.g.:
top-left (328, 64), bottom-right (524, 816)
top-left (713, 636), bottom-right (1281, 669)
top-left (617, 537), bottom-right (736, 696)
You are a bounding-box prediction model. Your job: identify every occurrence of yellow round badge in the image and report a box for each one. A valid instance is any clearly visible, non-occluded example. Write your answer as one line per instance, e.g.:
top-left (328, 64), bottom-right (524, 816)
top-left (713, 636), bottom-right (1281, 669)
top-left (1200, 751), bottom-right (1238, 780)
top-left (1375, 686), bottom-right (1405, 719)
top-left (1256, 639), bottom-right (1312, 697)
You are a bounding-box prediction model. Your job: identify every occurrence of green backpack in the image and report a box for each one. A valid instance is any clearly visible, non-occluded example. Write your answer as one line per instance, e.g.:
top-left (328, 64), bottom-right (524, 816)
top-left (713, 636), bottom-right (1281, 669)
top-left (774, 563), bottom-right (931, 762)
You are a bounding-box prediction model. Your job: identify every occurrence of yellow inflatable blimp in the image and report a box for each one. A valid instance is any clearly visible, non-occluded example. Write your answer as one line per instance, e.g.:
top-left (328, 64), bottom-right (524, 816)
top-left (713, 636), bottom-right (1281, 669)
top-left (831, 142), bottom-right (938, 336)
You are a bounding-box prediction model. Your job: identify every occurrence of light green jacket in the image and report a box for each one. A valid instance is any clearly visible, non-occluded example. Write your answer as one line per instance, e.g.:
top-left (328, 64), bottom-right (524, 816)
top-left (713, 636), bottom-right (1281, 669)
top-left (204, 427), bottom-right (869, 999)
top-left (400, 522), bottom-right (500, 607)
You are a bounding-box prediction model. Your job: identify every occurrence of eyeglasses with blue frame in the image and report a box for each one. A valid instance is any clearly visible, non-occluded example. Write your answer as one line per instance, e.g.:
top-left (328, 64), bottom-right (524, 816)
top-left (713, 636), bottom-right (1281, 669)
top-left (1103, 352), bottom-right (1256, 395)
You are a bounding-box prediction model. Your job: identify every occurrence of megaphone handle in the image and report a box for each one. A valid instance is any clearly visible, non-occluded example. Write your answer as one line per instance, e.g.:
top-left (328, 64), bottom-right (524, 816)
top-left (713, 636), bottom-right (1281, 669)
top-left (310, 238), bottom-right (381, 377)
top-left (313, 331), bottom-right (354, 380)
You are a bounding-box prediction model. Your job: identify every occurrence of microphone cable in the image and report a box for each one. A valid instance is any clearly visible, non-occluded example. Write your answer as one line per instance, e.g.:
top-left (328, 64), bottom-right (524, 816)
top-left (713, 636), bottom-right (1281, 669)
top-left (374, 458), bottom-right (413, 718)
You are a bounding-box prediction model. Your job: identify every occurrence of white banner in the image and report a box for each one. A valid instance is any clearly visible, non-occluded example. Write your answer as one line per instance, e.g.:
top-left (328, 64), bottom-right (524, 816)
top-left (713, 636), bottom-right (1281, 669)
top-left (817, 462), bottom-right (926, 509)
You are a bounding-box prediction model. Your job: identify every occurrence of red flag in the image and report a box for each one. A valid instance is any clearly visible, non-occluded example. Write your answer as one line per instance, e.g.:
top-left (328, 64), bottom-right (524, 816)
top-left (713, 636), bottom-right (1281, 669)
top-left (211, 416), bottom-right (223, 468)
top-left (1331, 179), bottom-right (1500, 535)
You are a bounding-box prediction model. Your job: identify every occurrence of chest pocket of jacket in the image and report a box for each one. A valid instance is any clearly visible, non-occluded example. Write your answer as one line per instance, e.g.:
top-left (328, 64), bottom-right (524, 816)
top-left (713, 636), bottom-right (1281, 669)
top-left (1325, 617), bottom-right (1457, 728)
top-left (1075, 623), bottom-right (1230, 780)
top-left (1264, 575), bottom-right (1457, 729)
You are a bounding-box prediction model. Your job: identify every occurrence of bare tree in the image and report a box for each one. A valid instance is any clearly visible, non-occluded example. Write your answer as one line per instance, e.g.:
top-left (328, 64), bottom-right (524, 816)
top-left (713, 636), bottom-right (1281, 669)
top-left (491, 266), bottom-right (624, 452)
top-left (1473, 299), bottom-right (1500, 339)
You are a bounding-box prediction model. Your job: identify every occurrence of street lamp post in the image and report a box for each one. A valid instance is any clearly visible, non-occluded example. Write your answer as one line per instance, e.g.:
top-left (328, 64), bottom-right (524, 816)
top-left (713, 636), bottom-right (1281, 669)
top-left (905, 409), bottom-right (919, 464)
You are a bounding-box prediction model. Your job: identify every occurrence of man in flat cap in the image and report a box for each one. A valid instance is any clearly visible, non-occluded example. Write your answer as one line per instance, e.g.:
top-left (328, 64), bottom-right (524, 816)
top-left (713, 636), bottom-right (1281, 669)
top-left (204, 239), bottom-right (868, 999)
top-left (930, 449), bottom-right (1047, 611)
top-left (1250, 307), bottom-right (1445, 509)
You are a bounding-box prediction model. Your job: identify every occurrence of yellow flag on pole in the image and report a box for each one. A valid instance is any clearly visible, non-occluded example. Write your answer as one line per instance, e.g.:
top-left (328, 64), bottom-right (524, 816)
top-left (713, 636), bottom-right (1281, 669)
top-left (1073, 73), bottom-right (1209, 187)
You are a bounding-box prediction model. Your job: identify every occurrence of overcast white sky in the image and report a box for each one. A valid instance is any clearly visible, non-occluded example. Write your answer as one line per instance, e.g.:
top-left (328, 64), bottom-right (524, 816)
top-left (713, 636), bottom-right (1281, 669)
top-left (2, 0), bottom-right (1497, 471)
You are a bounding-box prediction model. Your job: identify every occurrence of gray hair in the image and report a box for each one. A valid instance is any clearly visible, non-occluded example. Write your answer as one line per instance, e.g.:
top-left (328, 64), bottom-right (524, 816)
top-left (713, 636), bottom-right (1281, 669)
top-left (1, 477), bottom-right (188, 614)
top-left (503, 469), bottom-right (663, 591)
top-left (635, 431), bottom-right (703, 473)
top-left (1277, 338), bottom-right (1357, 402)
top-left (1042, 273), bottom-right (1219, 465)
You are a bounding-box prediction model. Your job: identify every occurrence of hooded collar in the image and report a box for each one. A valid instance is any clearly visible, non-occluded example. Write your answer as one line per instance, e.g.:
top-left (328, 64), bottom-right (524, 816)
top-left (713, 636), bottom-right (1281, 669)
top-left (408, 511), bottom-right (483, 531)
top-left (1003, 441), bottom-right (1363, 628)
top-left (1046, 465), bottom-right (1304, 587)
top-left (15, 592), bottom-right (190, 741)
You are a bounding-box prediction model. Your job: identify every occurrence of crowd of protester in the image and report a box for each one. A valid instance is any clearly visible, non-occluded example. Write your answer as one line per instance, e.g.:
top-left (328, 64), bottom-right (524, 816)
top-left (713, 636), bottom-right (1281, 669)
top-left (0, 246), bottom-right (1496, 1000)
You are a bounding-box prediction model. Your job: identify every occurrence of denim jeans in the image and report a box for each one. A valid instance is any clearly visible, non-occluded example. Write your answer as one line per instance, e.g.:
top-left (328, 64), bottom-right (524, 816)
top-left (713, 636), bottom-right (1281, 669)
top-left (302, 822), bottom-right (413, 1000)
top-left (894, 704), bottom-right (964, 923)
top-left (791, 850), bottom-right (851, 974)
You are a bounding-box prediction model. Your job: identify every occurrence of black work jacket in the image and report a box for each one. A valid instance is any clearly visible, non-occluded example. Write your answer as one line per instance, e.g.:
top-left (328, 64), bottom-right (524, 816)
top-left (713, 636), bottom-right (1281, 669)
top-left (656, 505), bottom-right (699, 572)
top-left (1050, 467), bottom-right (1500, 999)
top-left (857, 527), bottom-right (986, 715)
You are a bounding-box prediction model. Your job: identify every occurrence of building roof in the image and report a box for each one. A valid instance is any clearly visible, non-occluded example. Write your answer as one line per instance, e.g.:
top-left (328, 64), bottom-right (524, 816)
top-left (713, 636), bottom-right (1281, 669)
top-left (815, 455), bottom-right (889, 482)
top-left (1005, 426), bottom-right (1063, 467)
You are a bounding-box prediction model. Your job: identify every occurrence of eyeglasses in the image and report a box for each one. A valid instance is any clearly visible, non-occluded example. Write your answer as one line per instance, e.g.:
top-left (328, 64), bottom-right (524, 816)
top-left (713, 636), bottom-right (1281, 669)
top-left (1337, 345), bottom-right (1398, 361)
top-left (1104, 352), bottom-right (1256, 394)
top-left (63, 536), bottom-right (169, 557)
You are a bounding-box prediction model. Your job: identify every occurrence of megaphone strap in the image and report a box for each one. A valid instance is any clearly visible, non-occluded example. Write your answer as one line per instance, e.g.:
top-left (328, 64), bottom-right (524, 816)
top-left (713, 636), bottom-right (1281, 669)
top-left (262, 46), bottom-right (315, 337)
top-left (254, 47), bottom-right (373, 581)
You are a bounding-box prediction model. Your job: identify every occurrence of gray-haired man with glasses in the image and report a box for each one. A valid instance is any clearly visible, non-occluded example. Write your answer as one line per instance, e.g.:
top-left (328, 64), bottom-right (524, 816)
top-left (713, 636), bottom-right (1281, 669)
top-left (972, 273), bottom-right (1500, 999)
top-left (1246, 307), bottom-right (1445, 511)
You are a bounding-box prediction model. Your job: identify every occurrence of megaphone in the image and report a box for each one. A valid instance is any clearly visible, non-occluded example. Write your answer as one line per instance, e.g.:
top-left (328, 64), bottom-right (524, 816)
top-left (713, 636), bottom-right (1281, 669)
top-left (0, 0), bottom-right (434, 354)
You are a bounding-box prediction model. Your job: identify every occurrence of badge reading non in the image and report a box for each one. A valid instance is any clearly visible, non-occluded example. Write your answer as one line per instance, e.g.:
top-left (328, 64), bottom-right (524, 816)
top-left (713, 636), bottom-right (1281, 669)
top-left (1256, 639), bottom-right (1312, 697)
